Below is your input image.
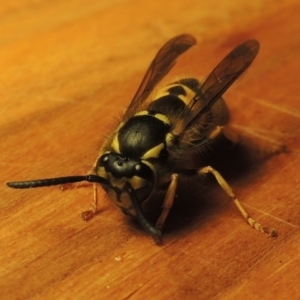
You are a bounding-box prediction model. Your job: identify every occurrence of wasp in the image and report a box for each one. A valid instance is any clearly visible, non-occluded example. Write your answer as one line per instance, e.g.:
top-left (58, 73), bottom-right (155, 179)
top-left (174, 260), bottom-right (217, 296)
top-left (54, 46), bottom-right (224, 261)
top-left (7, 34), bottom-right (276, 242)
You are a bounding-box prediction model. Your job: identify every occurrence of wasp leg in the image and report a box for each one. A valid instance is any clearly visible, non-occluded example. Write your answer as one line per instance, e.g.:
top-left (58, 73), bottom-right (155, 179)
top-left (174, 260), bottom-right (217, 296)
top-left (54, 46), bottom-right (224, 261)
top-left (198, 166), bottom-right (277, 237)
top-left (208, 125), bottom-right (240, 144)
top-left (155, 174), bottom-right (179, 239)
top-left (82, 183), bottom-right (98, 221)
top-left (60, 181), bottom-right (92, 191)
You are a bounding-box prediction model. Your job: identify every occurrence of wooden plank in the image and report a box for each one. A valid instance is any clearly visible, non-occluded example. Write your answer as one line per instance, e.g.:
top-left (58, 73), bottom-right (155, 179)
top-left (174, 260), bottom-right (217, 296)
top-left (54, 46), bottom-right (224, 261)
top-left (1, 0), bottom-right (300, 299)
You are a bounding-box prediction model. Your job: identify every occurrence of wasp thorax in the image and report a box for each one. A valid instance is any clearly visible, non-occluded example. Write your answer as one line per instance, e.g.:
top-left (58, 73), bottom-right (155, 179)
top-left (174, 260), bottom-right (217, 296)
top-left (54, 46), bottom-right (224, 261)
top-left (111, 111), bottom-right (172, 159)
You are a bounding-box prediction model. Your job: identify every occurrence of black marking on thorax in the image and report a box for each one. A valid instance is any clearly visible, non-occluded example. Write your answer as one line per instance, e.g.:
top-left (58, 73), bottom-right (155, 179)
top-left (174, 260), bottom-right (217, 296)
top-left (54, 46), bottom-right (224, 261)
top-left (118, 114), bottom-right (170, 158)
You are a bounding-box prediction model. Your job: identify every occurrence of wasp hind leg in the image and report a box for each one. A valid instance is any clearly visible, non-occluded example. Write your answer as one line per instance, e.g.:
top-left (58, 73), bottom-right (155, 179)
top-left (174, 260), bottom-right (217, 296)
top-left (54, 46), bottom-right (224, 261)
top-left (208, 125), bottom-right (240, 144)
top-left (154, 174), bottom-right (179, 243)
top-left (198, 166), bottom-right (277, 237)
top-left (81, 183), bottom-right (98, 221)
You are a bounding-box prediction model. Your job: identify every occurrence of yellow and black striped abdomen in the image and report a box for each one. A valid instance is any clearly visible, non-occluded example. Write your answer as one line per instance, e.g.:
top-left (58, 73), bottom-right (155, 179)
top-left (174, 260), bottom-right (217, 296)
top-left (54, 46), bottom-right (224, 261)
top-left (149, 78), bottom-right (229, 141)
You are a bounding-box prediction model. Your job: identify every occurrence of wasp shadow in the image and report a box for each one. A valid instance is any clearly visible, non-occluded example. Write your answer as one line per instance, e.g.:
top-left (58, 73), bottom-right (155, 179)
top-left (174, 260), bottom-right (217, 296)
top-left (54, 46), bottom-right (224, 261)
top-left (129, 133), bottom-right (285, 236)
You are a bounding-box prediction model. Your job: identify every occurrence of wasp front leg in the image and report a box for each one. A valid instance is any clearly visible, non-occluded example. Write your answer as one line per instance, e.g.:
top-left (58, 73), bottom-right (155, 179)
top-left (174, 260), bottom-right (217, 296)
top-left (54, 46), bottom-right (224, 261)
top-left (60, 181), bottom-right (93, 191)
top-left (198, 166), bottom-right (277, 237)
top-left (80, 163), bottom-right (103, 221)
top-left (154, 174), bottom-right (179, 242)
top-left (156, 174), bottom-right (179, 230)
top-left (59, 178), bottom-right (97, 220)
top-left (81, 183), bottom-right (99, 221)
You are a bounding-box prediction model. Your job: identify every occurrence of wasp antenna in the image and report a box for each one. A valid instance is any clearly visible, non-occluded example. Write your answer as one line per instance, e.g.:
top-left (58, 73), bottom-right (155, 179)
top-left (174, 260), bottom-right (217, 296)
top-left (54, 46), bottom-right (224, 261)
top-left (7, 175), bottom-right (110, 189)
top-left (125, 183), bottom-right (162, 238)
top-left (85, 175), bottom-right (109, 185)
top-left (6, 176), bottom-right (88, 189)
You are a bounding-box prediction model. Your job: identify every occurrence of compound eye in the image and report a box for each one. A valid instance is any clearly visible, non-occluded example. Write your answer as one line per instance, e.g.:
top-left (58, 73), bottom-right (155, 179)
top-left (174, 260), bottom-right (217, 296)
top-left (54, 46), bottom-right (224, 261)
top-left (98, 153), bottom-right (109, 167)
top-left (134, 163), bottom-right (142, 173)
top-left (134, 163), bottom-right (154, 182)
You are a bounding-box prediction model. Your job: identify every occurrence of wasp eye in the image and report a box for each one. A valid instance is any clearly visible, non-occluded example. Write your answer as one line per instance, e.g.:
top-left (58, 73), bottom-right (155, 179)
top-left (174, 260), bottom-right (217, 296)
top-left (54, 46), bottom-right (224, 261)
top-left (134, 163), bottom-right (154, 182)
top-left (135, 163), bottom-right (142, 172)
top-left (98, 153), bottom-right (109, 166)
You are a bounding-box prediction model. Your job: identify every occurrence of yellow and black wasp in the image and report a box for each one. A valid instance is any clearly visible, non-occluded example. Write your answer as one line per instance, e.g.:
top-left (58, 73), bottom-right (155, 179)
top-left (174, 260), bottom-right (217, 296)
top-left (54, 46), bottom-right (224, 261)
top-left (7, 34), bottom-right (276, 242)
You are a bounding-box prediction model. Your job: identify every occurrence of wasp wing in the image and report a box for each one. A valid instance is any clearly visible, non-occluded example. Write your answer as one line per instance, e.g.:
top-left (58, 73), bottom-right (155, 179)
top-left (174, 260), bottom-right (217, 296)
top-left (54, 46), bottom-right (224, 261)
top-left (125, 34), bottom-right (197, 117)
top-left (175, 39), bottom-right (260, 138)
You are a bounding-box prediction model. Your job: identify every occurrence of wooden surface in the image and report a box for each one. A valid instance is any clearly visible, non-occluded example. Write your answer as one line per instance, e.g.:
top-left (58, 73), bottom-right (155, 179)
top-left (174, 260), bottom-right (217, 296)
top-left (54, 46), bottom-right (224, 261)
top-left (1, 1), bottom-right (300, 299)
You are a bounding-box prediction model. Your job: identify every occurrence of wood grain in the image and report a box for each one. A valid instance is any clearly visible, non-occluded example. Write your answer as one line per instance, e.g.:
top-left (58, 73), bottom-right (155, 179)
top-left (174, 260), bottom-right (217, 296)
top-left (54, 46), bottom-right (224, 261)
top-left (1, 0), bottom-right (300, 299)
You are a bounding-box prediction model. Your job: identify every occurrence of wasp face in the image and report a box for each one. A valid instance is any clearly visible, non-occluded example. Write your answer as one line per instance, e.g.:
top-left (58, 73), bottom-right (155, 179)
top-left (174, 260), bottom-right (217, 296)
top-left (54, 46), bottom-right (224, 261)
top-left (98, 153), bottom-right (153, 180)
top-left (95, 152), bottom-right (155, 216)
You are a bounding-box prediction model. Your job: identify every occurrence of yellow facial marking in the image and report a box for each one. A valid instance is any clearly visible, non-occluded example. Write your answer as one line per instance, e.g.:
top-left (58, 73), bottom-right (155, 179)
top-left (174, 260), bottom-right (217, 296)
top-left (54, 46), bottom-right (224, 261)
top-left (106, 174), bottom-right (147, 191)
top-left (97, 166), bottom-right (108, 179)
top-left (108, 174), bottom-right (127, 190)
top-left (128, 176), bottom-right (147, 190)
top-left (107, 189), bottom-right (137, 217)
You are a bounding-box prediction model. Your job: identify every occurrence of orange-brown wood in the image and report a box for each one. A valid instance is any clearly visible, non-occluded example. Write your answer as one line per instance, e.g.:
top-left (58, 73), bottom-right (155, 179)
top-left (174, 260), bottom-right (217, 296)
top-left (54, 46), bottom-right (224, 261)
top-left (1, 1), bottom-right (300, 299)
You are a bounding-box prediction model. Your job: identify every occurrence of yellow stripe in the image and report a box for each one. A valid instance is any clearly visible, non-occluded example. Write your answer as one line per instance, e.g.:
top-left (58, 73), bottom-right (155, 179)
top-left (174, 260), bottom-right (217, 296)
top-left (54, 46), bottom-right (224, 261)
top-left (154, 83), bottom-right (196, 105)
top-left (134, 110), bottom-right (171, 125)
top-left (141, 143), bottom-right (164, 159)
top-left (111, 135), bottom-right (121, 153)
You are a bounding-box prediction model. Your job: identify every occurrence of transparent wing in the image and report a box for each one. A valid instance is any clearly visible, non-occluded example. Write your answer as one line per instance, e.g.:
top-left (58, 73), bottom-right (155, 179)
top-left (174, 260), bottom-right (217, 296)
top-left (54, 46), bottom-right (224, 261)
top-left (125, 34), bottom-right (197, 117)
top-left (175, 39), bottom-right (260, 137)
